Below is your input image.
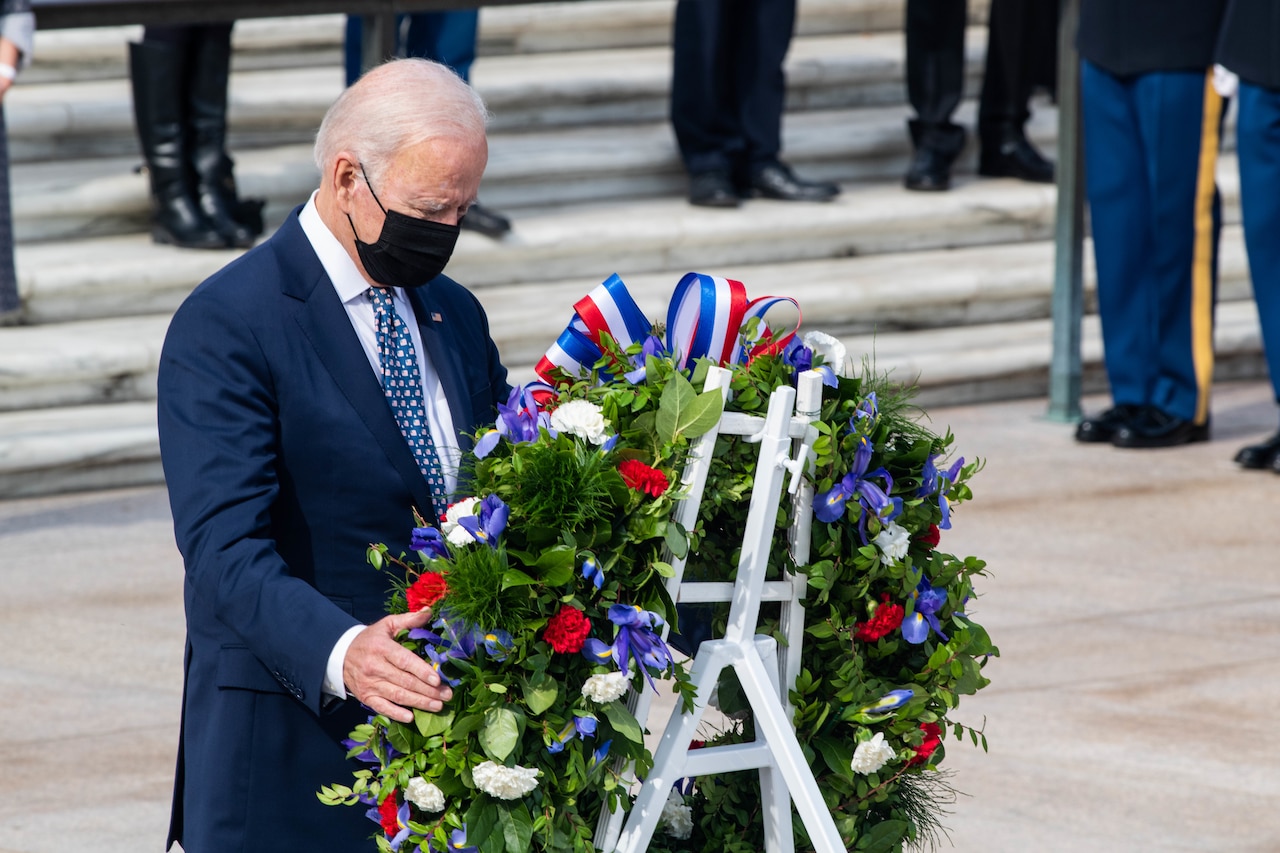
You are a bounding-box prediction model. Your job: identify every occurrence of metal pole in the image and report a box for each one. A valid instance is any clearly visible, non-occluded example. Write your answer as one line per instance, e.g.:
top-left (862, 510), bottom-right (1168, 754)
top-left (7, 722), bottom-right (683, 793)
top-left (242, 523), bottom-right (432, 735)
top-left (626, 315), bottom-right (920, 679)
top-left (1047, 0), bottom-right (1084, 422)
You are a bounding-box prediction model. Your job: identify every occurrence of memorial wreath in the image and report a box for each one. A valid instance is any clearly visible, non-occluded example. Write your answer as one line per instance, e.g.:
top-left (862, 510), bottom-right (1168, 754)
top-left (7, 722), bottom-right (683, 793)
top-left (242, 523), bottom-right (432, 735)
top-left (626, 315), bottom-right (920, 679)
top-left (320, 274), bottom-right (997, 853)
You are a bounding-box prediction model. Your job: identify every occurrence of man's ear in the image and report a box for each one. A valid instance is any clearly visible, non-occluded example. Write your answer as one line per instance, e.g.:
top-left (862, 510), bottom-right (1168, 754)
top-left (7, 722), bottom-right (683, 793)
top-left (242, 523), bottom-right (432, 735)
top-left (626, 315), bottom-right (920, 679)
top-left (331, 153), bottom-right (361, 213)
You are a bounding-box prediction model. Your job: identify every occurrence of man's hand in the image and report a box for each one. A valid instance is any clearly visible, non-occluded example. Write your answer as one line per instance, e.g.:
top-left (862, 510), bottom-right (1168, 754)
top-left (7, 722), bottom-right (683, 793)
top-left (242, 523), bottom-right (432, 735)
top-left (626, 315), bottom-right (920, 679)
top-left (343, 609), bottom-right (452, 724)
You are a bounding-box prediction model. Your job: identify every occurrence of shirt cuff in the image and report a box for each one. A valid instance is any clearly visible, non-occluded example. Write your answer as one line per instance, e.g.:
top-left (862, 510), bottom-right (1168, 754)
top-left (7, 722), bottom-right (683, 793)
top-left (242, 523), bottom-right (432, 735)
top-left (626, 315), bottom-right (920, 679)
top-left (323, 624), bottom-right (367, 700)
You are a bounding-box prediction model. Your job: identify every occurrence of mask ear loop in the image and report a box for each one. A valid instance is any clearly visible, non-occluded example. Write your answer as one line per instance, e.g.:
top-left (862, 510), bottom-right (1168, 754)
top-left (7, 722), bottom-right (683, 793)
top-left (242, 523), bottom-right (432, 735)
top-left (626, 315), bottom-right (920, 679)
top-left (347, 161), bottom-right (387, 242)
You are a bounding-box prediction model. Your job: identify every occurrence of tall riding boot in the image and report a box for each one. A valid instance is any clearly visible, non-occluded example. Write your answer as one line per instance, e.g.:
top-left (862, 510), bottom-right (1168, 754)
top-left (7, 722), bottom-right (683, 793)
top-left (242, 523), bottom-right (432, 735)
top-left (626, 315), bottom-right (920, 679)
top-left (129, 40), bottom-right (226, 249)
top-left (187, 25), bottom-right (262, 248)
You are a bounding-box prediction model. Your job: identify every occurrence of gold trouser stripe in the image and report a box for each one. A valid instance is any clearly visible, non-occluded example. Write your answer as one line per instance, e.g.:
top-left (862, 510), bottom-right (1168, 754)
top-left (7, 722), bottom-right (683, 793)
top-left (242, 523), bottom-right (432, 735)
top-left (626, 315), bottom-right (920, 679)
top-left (1191, 75), bottom-right (1223, 426)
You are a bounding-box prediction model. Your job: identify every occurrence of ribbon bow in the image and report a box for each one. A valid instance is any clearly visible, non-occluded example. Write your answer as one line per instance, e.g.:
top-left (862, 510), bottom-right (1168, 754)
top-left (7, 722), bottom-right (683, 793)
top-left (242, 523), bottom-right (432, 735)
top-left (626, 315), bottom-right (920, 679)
top-left (535, 272), bottom-right (801, 385)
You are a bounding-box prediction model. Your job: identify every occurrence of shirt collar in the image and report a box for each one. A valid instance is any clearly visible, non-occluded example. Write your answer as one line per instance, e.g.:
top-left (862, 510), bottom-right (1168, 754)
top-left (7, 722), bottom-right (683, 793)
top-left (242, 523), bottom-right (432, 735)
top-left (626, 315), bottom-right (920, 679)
top-left (298, 191), bottom-right (402, 306)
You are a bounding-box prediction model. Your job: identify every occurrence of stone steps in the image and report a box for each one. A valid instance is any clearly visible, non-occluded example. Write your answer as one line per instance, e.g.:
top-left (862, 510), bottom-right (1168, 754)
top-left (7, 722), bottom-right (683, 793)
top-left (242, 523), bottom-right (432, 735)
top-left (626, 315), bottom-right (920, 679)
top-left (0, 294), bottom-right (1261, 500)
top-left (12, 96), bottom-right (1060, 243)
top-left (8, 26), bottom-right (993, 162)
top-left (3, 222), bottom-right (1254, 412)
top-left (0, 0), bottom-right (1258, 497)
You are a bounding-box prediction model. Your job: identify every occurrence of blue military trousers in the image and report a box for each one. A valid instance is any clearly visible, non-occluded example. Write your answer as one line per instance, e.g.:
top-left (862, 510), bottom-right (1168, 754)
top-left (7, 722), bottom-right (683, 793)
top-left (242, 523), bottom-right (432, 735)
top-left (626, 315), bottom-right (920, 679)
top-left (1237, 81), bottom-right (1280, 405)
top-left (1082, 61), bottom-right (1224, 425)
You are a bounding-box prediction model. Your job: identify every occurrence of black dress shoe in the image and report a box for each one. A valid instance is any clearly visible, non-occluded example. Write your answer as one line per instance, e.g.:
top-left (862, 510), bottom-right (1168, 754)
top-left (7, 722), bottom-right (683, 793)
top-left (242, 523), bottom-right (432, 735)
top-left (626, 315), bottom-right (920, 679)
top-left (1075, 404), bottom-right (1142, 444)
top-left (904, 146), bottom-right (955, 192)
top-left (747, 162), bottom-right (840, 202)
top-left (461, 201), bottom-right (512, 238)
top-left (978, 133), bottom-right (1055, 184)
top-left (1111, 408), bottom-right (1210, 449)
top-left (688, 170), bottom-right (741, 208)
top-left (1234, 429), bottom-right (1280, 469)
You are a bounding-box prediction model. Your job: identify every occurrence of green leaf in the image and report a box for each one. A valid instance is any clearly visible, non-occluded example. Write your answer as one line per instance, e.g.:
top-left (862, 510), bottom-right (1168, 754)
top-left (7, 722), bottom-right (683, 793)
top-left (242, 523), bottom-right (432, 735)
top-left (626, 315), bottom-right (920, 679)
top-left (664, 521), bottom-right (690, 559)
top-left (656, 371), bottom-right (725, 443)
top-left (651, 560), bottom-right (676, 578)
top-left (501, 569), bottom-right (538, 590)
top-left (414, 708), bottom-right (454, 738)
top-left (602, 699), bottom-right (645, 744)
top-left (500, 803), bottom-right (534, 852)
top-left (479, 707), bottom-right (520, 762)
top-left (535, 545), bottom-right (577, 587)
top-left (854, 818), bottom-right (909, 852)
top-left (523, 674), bottom-right (559, 715)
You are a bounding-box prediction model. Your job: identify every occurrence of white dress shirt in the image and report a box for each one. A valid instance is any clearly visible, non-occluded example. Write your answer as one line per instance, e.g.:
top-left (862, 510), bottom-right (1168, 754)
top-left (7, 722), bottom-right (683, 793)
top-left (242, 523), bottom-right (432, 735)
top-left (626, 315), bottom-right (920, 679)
top-left (297, 195), bottom-right (460, 699)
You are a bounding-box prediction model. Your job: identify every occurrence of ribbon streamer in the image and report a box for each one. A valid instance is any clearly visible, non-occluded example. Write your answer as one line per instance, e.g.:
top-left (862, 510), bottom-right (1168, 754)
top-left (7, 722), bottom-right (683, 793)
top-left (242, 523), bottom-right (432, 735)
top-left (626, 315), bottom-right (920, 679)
top-left (535, 272), bottom-right (801, 385)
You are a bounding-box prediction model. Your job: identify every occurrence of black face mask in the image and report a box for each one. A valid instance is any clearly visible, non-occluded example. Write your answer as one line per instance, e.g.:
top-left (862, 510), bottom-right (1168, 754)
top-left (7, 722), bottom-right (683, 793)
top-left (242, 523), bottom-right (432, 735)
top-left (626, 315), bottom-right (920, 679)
top-left (347, 169), bottom-right (460, 289)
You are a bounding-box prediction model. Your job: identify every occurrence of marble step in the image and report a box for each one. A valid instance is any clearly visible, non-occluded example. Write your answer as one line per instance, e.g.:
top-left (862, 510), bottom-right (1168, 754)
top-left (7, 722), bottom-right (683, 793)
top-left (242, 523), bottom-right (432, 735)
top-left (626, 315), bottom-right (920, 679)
top-left (0, 296), bottom-right (1262, 500)
top-left (16, 151), bottom-right (1245, 325)
top-left (6, 27), bottom-right (992, 162)
top-left (2, 224), bottom-right (1254, 413)
top-left (10, 95), bottom-right (1061, 243)
top-left (24, 0), bottom-right (984, 83)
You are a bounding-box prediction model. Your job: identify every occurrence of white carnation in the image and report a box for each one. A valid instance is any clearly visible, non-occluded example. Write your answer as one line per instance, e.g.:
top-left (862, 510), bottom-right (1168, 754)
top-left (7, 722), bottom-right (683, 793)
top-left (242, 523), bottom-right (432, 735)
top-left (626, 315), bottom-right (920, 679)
top-left (660, 790), bottom-right (694, 840)
top-left (549, 400), bottom-right (610, 445)
top-left (441, 497), bottom-right (479, 547)
top-left (404, 777), bottom-right (445, 812)
top-left (873, 522), bottom-right (911, 563)
top-left (802, 330), bottom-right (849, 377)
top-left (472, 761), bottom-right (540, 800)
top-left (581, 671), bottom-right (630, 704)
top-left (850, 732), bottom-right (898, 775)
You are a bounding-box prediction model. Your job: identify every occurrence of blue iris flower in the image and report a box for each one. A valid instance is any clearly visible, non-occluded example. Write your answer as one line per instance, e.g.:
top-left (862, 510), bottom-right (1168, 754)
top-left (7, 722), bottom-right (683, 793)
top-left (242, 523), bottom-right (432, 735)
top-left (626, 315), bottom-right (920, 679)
top-left (781, 338), bottom-right (838, 388)
top-left (581, 604), bottom-right (675, 691)
top-left (624, 335), bottom-right (669, 384)
top-left (475, 385), bottom-right (551, 458)
top-left (582, 557), bottom-right (605, 590)
top-left (857, 688), bottom-right (915, 716)
top-left (902, 577), bottom-right (949, 645)
top-left (590, 738), bottom-right (613, 769)
top-left (813, 435), bottom-right (901, 542)
top-left (410, 526), bottom-right (450, 560)
top-left (481, 629), bottom-right (513, 662)
top-left (917, 454), bottom-right (965, 529)
top-left (547, 714), bottom-right (599, 754)
top-left (457, 494), bottom-right (509, 548)
top-left (428, 827), bottom-right (479, 853)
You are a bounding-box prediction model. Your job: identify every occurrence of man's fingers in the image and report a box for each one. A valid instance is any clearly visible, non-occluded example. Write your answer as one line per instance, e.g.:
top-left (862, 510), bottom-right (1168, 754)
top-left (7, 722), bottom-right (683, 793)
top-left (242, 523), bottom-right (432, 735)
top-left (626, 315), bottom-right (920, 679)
top-left (388, 607), bottom-right (433, 632)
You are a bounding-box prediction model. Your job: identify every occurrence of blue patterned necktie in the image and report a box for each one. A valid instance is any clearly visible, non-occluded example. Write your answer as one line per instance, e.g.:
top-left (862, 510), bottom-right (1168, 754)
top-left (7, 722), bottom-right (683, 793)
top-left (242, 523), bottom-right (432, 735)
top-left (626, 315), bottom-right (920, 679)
top-left (368, 287), bottom-right (448, 510)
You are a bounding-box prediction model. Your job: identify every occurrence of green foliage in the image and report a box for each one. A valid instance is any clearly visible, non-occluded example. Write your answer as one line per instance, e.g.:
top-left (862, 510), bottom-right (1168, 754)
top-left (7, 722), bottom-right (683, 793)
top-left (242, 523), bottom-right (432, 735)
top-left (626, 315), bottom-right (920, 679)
top-left (326, 329), bottom-right (995, 853)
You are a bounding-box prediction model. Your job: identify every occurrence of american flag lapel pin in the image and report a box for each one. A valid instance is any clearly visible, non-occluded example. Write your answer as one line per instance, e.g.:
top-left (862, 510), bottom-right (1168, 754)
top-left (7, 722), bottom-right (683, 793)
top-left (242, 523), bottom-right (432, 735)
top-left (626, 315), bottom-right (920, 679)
top-left (431, 312), bottom-right (443, 323)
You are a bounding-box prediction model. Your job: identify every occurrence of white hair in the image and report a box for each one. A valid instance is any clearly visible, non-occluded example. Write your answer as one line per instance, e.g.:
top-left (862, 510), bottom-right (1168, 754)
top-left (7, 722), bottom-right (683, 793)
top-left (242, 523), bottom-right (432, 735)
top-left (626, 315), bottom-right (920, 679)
top-left (313, 58), bottom-right (490, 186)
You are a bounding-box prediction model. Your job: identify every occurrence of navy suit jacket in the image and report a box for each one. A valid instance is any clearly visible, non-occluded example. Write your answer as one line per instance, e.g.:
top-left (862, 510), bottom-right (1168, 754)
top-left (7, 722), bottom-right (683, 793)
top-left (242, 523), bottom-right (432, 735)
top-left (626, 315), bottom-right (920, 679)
top-left (158, 207), bottom-right (509, 851)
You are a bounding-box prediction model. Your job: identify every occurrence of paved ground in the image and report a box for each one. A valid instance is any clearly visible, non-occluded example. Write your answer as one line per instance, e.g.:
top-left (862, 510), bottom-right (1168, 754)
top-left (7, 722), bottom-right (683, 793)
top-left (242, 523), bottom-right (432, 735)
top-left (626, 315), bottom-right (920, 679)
top-left (2, 380), bottom-right (1279, 853)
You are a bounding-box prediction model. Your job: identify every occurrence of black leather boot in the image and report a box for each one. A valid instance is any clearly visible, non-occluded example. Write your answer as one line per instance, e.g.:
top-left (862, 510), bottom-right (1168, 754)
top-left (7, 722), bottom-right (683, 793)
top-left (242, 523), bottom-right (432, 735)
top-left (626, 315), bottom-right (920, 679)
top-left (129, 40), bottom-right (226, 249)
top-left (187, 27), bottom-right (260, 248)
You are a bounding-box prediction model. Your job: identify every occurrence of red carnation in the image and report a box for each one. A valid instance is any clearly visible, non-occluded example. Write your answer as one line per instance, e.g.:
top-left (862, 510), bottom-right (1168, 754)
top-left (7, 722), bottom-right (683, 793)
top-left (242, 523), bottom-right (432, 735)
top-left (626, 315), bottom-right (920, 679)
top-left (406, 571), bottom-right (448, 611)
top-left (916, 524), bottom-right (941, 549)
top-left (618, 459), bottom-right (670, 497)
top-left (909, 722), bottom-right (943, 767)
top-left (544, 604), bottom-right (592, 653)
top-left (377, 792), bottom-right (399, 836)
top-left (853, 594), bottom-right (905, 642)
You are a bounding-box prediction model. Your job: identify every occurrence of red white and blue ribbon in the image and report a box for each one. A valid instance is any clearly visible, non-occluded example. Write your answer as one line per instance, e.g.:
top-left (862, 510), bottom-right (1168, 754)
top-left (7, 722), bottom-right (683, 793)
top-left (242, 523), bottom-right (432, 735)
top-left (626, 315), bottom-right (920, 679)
top-left (535, 272), bottom-right (801, 385)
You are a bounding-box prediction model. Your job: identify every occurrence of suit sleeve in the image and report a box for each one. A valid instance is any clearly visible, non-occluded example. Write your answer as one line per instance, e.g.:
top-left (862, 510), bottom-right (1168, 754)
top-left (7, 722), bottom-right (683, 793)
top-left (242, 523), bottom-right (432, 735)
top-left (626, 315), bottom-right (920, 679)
top-left (158, 290), bottom-right (359, 715)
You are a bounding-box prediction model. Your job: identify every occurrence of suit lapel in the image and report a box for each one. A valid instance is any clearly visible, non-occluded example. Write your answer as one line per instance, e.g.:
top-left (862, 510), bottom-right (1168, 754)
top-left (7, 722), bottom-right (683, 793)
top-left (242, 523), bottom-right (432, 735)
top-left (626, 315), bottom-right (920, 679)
top-left (275, 214), bottom-right (436, 515)
top-left (409, 286), bottom-right (474, 443)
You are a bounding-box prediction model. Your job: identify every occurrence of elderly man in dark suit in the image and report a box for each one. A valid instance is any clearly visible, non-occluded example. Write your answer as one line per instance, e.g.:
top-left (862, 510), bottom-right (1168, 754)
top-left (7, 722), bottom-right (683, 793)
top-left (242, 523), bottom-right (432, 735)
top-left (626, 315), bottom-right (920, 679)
top-left (157, 58), bottom-right (510, 851)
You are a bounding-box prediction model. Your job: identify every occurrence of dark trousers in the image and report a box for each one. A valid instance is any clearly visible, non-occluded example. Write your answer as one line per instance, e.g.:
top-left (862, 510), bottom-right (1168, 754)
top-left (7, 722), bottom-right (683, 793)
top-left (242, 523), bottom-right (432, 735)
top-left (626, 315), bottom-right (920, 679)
top-left (905, 0), bottom-right (1057, 152)
top-left (1082, 60), bottom-right (1223, 425)
top-left (670, 0), bottom-right (796, 177)
top-left (143, 22), bottom-right (234, 50)
top-left (1237, 81), bottom-right (1280, 404)
top-left (344, 11), bottom-right (479, 86)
